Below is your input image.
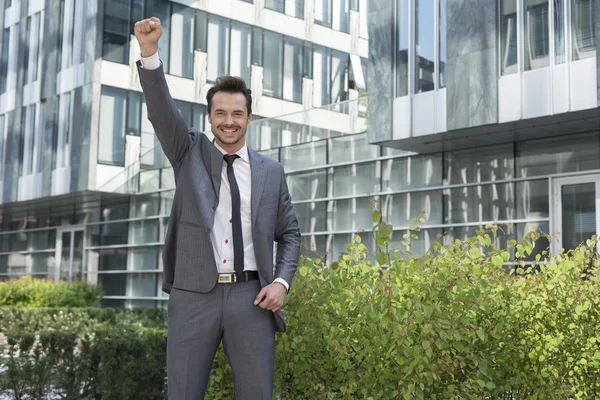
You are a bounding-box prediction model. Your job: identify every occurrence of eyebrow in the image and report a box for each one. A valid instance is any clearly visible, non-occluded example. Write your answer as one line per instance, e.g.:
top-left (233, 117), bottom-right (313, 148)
top-left (214, 108), bottom-right (245, 113)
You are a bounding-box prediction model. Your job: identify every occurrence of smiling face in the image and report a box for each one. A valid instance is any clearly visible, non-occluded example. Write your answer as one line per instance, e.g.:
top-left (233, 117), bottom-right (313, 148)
top-left (208, 91), bottom-right (252, 153)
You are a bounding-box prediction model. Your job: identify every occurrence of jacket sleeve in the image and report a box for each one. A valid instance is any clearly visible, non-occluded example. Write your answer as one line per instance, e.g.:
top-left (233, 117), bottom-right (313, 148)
top-left (273, 166), bottom-right (301, 290)
top-left (136, 61), bottom-right (196, 167)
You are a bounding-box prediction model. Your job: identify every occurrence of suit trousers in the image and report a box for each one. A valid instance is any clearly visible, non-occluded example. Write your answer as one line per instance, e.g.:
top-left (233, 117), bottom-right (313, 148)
top-left (167, 280), bottom-right (276, 400)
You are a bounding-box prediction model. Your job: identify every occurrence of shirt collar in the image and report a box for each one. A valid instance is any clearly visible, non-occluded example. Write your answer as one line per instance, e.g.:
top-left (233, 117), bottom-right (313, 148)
top-left (213, 141), bottom-right (249, 164)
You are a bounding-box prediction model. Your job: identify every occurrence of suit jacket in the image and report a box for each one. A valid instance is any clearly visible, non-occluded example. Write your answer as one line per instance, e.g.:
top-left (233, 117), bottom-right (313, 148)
top-left (137, 63), bottom-right (301, 332)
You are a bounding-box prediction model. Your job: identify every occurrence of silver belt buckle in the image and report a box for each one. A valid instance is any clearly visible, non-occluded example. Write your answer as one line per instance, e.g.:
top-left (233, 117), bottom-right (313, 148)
top-left (218, 273), bottom-right (236, 283)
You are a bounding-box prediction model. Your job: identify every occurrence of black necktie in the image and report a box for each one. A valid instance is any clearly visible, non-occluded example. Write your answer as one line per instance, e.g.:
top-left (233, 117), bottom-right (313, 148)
top-left (223, 154), bottom-right (244, 276)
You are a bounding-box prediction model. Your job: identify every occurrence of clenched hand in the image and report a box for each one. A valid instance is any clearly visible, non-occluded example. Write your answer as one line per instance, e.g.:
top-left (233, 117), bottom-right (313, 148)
top-left (134, 17), bottom-right (162, 57)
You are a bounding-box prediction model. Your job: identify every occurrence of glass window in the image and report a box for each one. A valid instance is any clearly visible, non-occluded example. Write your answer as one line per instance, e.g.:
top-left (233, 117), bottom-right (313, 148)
top-left (415, 0), bottom-right (435, 93)
top-left (102, 0), bottom-right (132, 64)
top-left (130, 195), bottom-right (161, 218)
top-left (288, 170), bottom-right (327, 201)
top-left (207, 16), bottom-right (229, 81)
top-left (266, 0), bottom-right (284, 13)
top-left (524, 0), bottom-right (549, 70)
top-left (98, 249), bottom-right (127, 271)
top-left (56, 92), bottom-right (73, 169)
top-left (383, 190), bottom-right (443, 227)
top-left (281, 141), bottom-right (327, 170)
top-left (350, 0), bottom-right (359, 10)
top-left (174, 100), bottom-right (193, 127)
top-left (193, 104), bottom-right (207, 131)
top-left (303, 43), bottom-right (313, 78)
top-left (315, 0), bottom-right (332, 27)
top-left (31, 254), bottom-right (55, 277)
top-left (1, 28), bottom-right (10, 94)
top-left (128, 273), bottom-right (158, 297)
top-left (98, 86), bottom-right (126, 165)
top-left (331, 197), bottom-right (374, 231)
top-left (266, 0), bottom-right (304, 18)
top-left (252, 27), bottom-right (263, 66)
top-left (333, 0), bottom-right (350, 33)
top-left (396, 0), bottom-right (409, 96)
top-left (382, 154), bottom-right (443, 191)
top-left (501, 0), bottom-right (518, 75)
top-left (444, 183), bottom-right (515, 224)
top-left (283, 38), bottom-right (303, 102)
top-left (28, 230), bottom-right (53, 251)
top-left (127, 91), bottom-right (141, 136)
top-left (154, 0), bottom-right (171, 72)
top-left (194, 10), bottom-right (208, 52)
top-left (516, 132), bottom-right (600, 178)
top-left (332, 162), bottom-right (379, 197)
top-left (331, 50), bottom-right (349, 103)
top-left (554, 0), bottom-right (566, 64)
top-left (25, 13), bottom-right (41, 84)
top-left (98, 273), bottom-right (126, 296)
top-left (516, 179), bottom-right (549, 219)
top-left (313, 46), bottom-right (329, 107)
top-left (300, 235), bottom-right (327, 259)
top-left (130, 220), bottom-right (159, 244)
top-left (572, 0), bottom-right (596, 60)
top-left (170, 4), bottom-right (194, 78)
top-left (329, 133), bottom-right (379, 163)
top-left (263, 31), bottom-right (283, 98)
top-left (230, 23), bottom-right (252, 85)
top-left (444, 144), bottom-right (514, 185)
top-left (295, 202), bottom-right (327, 233)
top-left (21, 104), bottom-right (38, 176)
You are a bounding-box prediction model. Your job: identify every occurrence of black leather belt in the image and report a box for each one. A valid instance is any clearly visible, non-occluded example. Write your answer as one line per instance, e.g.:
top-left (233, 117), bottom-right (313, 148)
top-left (217, 271), bottom-right (259, 284)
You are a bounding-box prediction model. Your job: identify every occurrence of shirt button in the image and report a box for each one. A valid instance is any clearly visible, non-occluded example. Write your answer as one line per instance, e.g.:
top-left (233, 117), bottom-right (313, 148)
top-left (225, 239), bottom-right (229, 244)
top-left (223, 259), bottom-right (226, 264)
top-left (229, 219), bottom-right (232, 223)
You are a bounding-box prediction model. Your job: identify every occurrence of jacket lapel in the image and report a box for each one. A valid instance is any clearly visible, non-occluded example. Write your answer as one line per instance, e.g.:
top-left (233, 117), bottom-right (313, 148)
top-left (249, 149), bottom-right (266, 225)
top-left (209, 142), bottom-right (223, 201)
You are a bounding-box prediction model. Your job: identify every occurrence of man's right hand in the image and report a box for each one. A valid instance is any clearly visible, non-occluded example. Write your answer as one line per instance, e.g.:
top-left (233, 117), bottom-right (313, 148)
top-left (134, 17), bottom-right (162, 57)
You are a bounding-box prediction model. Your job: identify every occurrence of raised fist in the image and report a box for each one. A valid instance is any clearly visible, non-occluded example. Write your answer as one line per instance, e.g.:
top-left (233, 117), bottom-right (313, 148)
top-left (134, 17), bottom-right (162, 57)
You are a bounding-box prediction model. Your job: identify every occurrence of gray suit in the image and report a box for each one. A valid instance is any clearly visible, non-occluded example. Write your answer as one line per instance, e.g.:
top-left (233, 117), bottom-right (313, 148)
top-left (137, 63), bottom-right (301, 399)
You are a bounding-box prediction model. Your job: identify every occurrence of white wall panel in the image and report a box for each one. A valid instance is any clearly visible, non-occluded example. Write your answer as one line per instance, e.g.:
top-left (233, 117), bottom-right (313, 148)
top-left (570, 58), bottom-right (597, 112)
top-left (498, 74), bottom-right (522, 123)
top-left (393, 96), bottom-right (411, 140)
top-left (522, 68), bottom-right (551, 119)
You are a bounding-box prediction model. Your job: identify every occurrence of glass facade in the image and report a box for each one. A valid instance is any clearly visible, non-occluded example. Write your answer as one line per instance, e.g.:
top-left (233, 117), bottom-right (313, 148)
top-left (396, 0), bottom-right (446, 96)
top-left (500, 0), bottom-right (596, 74)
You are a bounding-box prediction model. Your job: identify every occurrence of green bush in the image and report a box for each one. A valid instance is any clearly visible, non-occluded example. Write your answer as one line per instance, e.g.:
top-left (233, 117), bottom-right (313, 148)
top-left (275, 214), bottom-right (600, 399)
top-left (0, 277), bottom-right (101, 308)
top-left (0, 328), bottom-right (168, 400)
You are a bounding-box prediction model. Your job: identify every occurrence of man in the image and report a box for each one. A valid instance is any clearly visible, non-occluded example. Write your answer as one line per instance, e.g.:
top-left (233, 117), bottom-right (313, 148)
top-left (134, 17), bottom-right (301, 399)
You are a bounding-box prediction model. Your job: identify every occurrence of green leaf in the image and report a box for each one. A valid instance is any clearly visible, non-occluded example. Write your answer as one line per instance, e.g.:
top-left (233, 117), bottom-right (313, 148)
top-left (299, 266), bottom-right (308, 277)
top-left (372, 210), bottom-right (381, 223)
top-left (469, 247), bottom-right (481, 258)
top-left (354, 235), bottom-right (362, 244)
top-left (492, 255), bottom-right (504, 267)
top-left (377, 252), bottom-right (389, 266)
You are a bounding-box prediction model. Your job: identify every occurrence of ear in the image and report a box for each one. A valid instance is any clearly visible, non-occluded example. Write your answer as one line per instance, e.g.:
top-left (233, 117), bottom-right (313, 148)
top-left (207, 112), bottom-right (212, 124)
top-left (247, 113), bottom-right (252, 124)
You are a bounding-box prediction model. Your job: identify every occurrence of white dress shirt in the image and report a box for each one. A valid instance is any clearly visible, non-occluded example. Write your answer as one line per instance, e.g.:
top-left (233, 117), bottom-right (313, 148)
top-left (140, 52), bottom-right (289, 290)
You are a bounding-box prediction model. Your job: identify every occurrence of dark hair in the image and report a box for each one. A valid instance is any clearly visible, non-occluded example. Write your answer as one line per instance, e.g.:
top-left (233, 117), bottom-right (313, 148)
top-left (206, 76), bottom-right (252, 115)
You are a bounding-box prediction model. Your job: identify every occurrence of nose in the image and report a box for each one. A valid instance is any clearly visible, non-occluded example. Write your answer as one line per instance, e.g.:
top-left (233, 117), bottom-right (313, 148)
top-left (226, 114), bottom-right (235, 125)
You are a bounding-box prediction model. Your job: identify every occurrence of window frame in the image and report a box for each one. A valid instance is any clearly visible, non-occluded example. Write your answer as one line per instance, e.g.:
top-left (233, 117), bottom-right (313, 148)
top-left (265, 0), bottom-right (305, 19)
